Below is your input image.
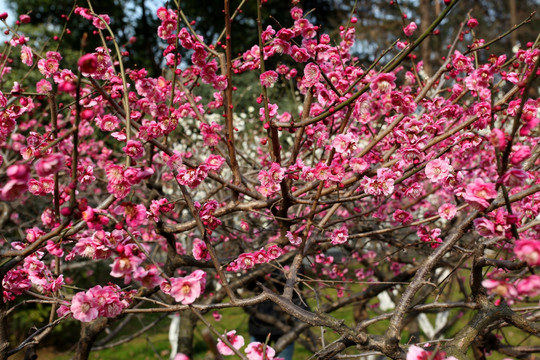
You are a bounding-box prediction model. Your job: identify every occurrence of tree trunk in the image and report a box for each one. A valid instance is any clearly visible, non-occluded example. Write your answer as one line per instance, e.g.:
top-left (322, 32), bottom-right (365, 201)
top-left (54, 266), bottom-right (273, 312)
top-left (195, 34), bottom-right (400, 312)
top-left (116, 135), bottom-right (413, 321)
top-left (72, 318), bottom-right (108, 360)
top-left (177, 310), bottom-right (197, 358)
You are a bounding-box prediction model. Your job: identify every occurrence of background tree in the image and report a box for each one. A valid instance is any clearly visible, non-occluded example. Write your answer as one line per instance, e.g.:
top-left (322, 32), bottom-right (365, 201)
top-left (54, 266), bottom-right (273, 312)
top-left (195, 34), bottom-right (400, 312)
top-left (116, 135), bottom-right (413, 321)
top-left (7, 0), bottom-right (161, 75)
top-left (7, 0), bottom-right (539, 79)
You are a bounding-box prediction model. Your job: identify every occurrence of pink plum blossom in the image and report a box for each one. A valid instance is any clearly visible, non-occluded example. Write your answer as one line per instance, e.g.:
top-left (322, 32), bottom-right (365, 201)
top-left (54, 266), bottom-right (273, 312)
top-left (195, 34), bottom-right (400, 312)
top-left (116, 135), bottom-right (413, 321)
top-left (1, 164), bottom-right (30, 201)
top-left (71, 291), bottom-right (99, 322)
top-left (134, 266), bottom-right (163, 289)
top-left (78, 54), bottom-right (99, 74)
top-left (236, 253), bottom-right (256, 270)
top-left (266, 245), bottom-right (283, 260)
top-left (331, 226), bottom-right (349, 245)
top-left (286, 231), bottom-right (302, 246)
top-left (260, 70), bottom-right (279, 88)
top-left (217, 330), bottom-right (245, 355)
top-left (488, 128), bottom-right (507, 151)
top-left (403, 22), bottom-right (417, 36)
top-left (205, 154), bottom-right (225, 171)
top-left (463, 178), bottom-right (497, 209)
top-left (302, 63), bottom-right (320, 88)
top-left (473, 217), bottom-right (496, 237)
top-left (36, 79), bottom-right (52, 93)
top-left (37, 58), bottom-right (59, 78)
top-left (350, 157), bottom-right (369, 173)
top-left (482, 272), bottom-right (519, 301)
top-left (516, 275), bottom-right (540, 297)
top-left (510, 145), bottom-right (531, 166)
top-left (122, 140), bottom-right (145, 159)
top-left (20, 45), bottom-right (33, 66)
top-left (212, 311), bottom-right (222, 321)
top-left (92, 14), bottom-right (110, 30)
top-left (35, 153), bottom-right (65, 177)
top-left (110, 244), bottom-right (146, 283)
top-left (89, 285), bottom-right (125, 318)
top-left (452, 51), bottom-right (473, 73)
top-left (245, 342), bottom-right (275, 360)
top-left (393, 209), bottom-right (413, 224)
top-left (438, 203), bottom-right (457, 220)
top-left (200, 122), bottom-right (222, 147)
top-left (467, 18), bottom-right (479, 28)
top-left (501, 168), bottom-right (528, 187)
top-left (514, 239), bottom-right (540, 266)
top-left (95, 114), bottom-right (120, 131)
top-left (407, 345), bottom-right (457, 360)
top-left (192, 238), bottom-right (211, 261)
top-left (332, 133), bottom-right (357, 156)
top-left (425, 158), bottom-right (452, 183)
top-left (169, 270), bottom-right (206, 304)
top-left (370, 73), bottom-right (396, 93)
top-left (361, 168), bottom-right (396, 197)
top-left (176, 166), bottom-right (208, 189)
top-left (3, 3), bottom-right (540, 356)
top-left (28, 177), bottom-right (54, 195)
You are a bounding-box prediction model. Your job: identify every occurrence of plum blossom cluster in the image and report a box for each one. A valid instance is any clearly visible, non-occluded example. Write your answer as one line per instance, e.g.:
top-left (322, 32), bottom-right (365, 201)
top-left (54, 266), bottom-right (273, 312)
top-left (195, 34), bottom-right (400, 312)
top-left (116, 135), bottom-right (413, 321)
top-left (227, 245), bottom-right (283, 272)
top-left (0, 1), bottom-right (539, 359)
top-left (482, 237), bottom-right (540, 302)
top-left (3, 252), bottom-right (64, 301)
top-left (257, 162), bottom-right (286, 197)
top-left (361, 168), bottom-right (398, 197)
top-left (67, 284), bottom-right (131, 322)
top-left (473, 208), bottom-right (519, 239)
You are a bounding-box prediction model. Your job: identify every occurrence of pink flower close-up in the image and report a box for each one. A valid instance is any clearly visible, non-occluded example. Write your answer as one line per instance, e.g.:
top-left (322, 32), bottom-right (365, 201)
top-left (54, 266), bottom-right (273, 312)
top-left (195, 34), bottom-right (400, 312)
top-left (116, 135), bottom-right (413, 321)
top-left (260, 70), bottom-right (279, 88)
top-left (403, 22), bottom-right (417, 36)
top-left (169, 270), bottom-right (206, 305)
top-left (192, 238), bottom-right (211, 261)
top-left (330, 226), bottom-right (349, 245)
top-left (516, 275), bottom-right (540, 297)
top-left (463, 178), bottom-right (497, 209)
top-left (216, 330), bottom-right (245, 355)
top-left (70, 291), bottom-right (99, 323)
top-left (302, 63), bottom-right (320, 87)
top-left (170, 277), bottom-right (201, 304)
top-left (514, 239), bottom-right (540, 267)
top-left (482, 278), bottom-right (518, 300)
top-left (370, 72), bottom-right (396, 93)
top-left (245, 342), bottom-right (275, 360)
top-left (406, 345), bottom-right (457, 360)
top-left (122, 139), bottom-right (145, 159)
top-left (438, 203), bottom-right (457, 220)
top-left (35, 153), bottom-right (65, 177)
top-left (20, 45), bottom-right (33, 66)
top-left (425, 158), bottom-right (452, 183)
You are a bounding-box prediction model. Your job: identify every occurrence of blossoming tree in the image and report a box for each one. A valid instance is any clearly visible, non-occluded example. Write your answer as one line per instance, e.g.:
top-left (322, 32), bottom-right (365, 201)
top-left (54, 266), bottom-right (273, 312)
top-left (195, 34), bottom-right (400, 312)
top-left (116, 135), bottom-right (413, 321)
top-left (0, 0), bottom-right (539, 359)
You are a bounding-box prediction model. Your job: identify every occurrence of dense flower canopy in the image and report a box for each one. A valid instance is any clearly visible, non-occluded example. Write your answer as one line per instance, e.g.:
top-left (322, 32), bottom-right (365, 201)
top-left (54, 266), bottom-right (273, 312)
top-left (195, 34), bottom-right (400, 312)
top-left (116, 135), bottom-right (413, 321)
top-left (0, 0), bottom-right (539, 359)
